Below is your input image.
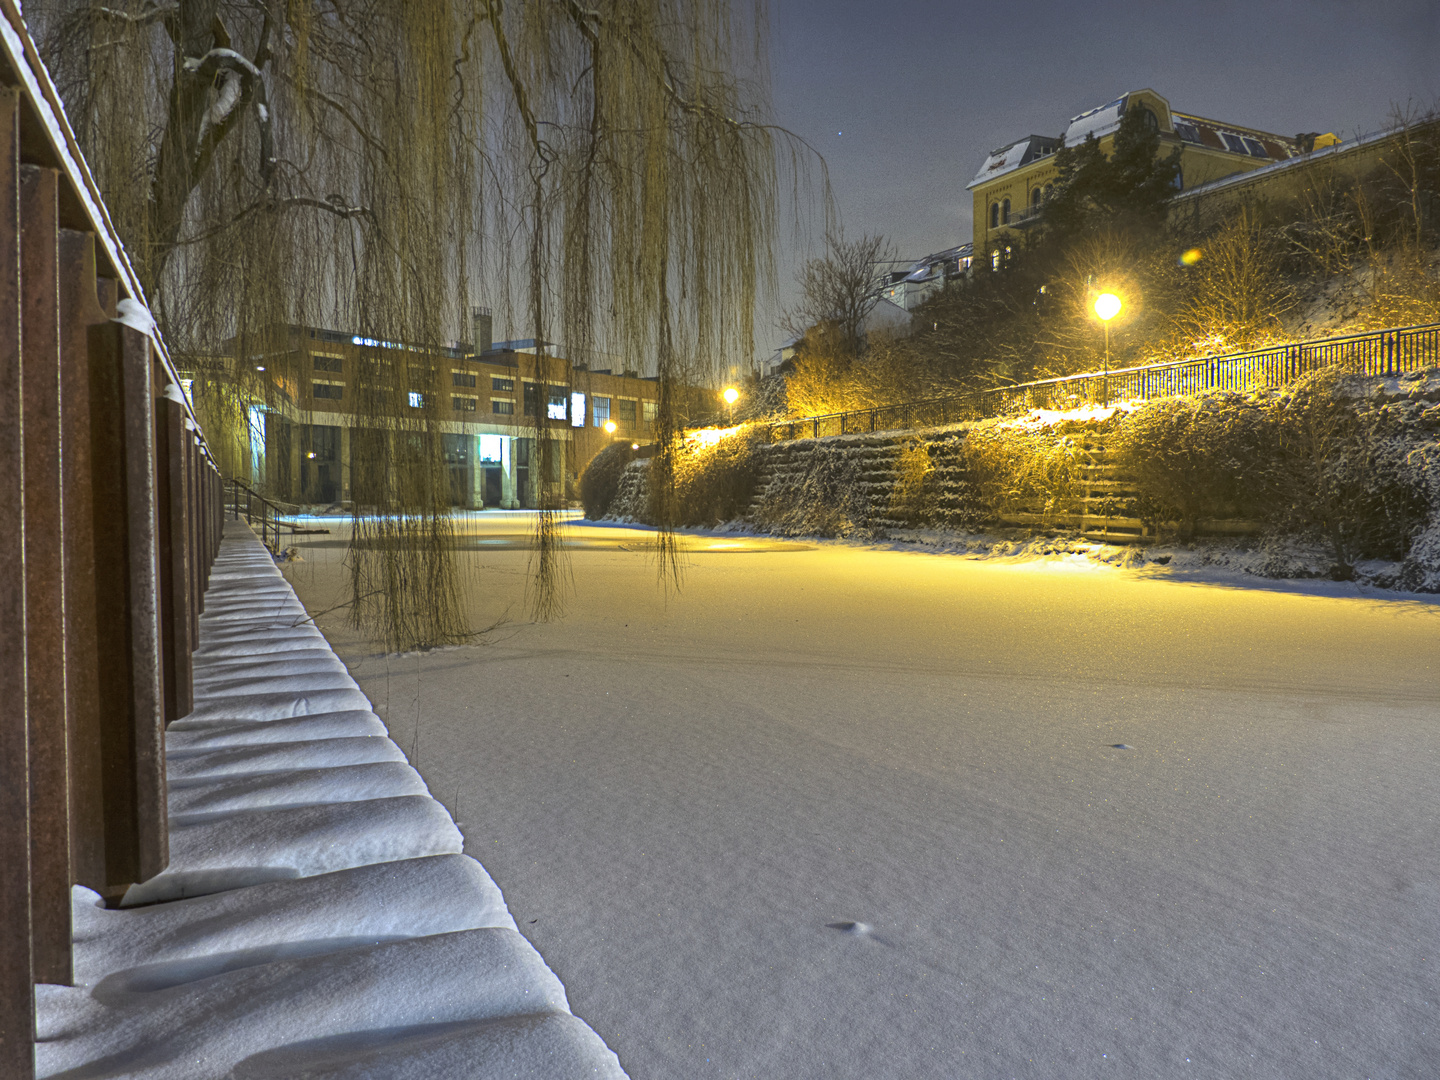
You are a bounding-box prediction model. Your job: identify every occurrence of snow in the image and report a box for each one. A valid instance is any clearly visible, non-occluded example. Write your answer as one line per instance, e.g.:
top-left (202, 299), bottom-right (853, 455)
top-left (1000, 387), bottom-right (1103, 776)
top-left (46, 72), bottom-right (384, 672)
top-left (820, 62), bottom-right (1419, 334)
top-left (966, 137), bottom-right (1033, 187)
top-left (282, 512), bottom-right (1440, 1079)
top-left (1062, 95), bottom-right (1126, 146)
top-left (35, 521), bottom-right (626, 1078)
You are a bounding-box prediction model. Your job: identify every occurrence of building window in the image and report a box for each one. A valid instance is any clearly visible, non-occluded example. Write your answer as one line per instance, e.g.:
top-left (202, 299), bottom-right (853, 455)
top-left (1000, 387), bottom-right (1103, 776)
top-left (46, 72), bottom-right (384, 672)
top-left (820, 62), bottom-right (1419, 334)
top-left (491, 376), bottom-right (514, 391)
top-left (991, 248), bottom-right (1001, 271)
top-left (547, 390), bottom-right (568, 421)
top-left (1220, 132), bottom-right (1248, 154)
top-left (1240, 137), bottom-right (1268, 158)
top-left (1001, 198), bottom-right (1010, 224)
top-left (452, 370), bottom-right (477, 388)
top-left (1043, 182), bottom-right (1053, 201)
top-left (312, 354), bottom-right (343, 372)
top-left (570, 392), bottom-right (585, 427)
top-left (491, 399), bottom-right (514, 415)
top-left (990, 202), bottom-right (999, 229)
top-left (453, 395), bottom-right (478, 412)
top-left (312, 382), bottom-right (343, 400)
top-left (616, 398), bottom-right (637, 426)
top-left (1135, 106), bottom-right (1159, 134)
top-left (1031, 187), bottom-right (1042, 208)
top-left (592, 395), bottom-right (611, 427)
top-left (642, 400), bottom-right (657, 430)
top-left (408, 391), bottom-right (425, 408)
top-left (1174, 121), bottom-right (1202, 144)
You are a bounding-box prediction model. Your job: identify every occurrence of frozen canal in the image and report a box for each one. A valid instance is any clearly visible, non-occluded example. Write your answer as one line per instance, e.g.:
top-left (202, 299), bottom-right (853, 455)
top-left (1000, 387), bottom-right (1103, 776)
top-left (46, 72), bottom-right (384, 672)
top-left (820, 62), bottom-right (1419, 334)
top-left (284, 512), bottom-right (1439, 1079)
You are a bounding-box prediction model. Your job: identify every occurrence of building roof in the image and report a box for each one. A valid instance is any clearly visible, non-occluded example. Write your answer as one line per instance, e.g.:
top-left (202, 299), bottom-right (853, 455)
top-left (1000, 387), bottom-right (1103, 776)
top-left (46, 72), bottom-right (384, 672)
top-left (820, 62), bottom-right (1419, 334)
top-left (966, 135), bottom-right (1059, 189)
top-left (970, 90), bottom-right (1306, 191)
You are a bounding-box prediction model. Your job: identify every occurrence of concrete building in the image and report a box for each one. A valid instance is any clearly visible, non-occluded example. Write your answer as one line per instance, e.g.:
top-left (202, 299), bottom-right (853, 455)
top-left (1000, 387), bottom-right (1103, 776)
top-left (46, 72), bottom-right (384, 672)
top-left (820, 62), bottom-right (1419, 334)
top-left (224, 319), bottom-right (660, 509)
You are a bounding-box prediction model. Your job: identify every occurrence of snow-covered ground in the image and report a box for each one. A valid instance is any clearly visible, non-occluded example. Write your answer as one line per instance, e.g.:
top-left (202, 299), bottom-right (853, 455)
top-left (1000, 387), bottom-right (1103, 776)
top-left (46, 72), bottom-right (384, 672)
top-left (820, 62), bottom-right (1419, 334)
top-left (35, 522), bottom-right (625, 1079)
top-left (286, 512), bottom-right (1440, 1079)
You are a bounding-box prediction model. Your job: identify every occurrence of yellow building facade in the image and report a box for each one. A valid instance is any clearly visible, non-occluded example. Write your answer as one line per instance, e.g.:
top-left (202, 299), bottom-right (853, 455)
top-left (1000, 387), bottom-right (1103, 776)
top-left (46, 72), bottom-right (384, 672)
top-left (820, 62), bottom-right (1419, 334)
top-left (967, 89), bottom-right (1318, 265)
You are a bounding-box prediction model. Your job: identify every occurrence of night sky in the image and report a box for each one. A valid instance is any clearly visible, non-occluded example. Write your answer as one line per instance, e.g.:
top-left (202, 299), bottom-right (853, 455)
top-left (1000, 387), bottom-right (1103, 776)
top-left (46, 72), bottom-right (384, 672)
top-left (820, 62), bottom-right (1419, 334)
top-left (764, 0), bottom-right (1440, 343)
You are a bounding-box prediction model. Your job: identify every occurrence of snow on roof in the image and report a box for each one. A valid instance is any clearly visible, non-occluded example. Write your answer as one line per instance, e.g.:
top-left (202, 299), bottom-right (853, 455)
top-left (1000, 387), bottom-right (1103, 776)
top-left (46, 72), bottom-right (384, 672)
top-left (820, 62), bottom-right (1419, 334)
top-left (968, 139), bottom-right (1028, 187)
top-left (1062, 96), bottom-right (1127, 147)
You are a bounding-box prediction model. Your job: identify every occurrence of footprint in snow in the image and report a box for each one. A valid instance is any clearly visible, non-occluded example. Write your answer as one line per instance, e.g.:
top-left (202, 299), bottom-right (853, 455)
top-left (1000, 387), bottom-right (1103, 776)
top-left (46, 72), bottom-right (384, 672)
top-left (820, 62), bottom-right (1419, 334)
top-left (1110, 744), bottom-right (1133, 750)
top-left (825, 921), bottom-right (894, 947)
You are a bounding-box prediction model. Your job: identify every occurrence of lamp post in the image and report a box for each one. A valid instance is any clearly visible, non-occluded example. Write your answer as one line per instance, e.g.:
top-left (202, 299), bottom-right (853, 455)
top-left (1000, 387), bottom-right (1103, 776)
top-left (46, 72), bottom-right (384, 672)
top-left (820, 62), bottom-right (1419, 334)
top-left (1093, 292), bottom-right (1122, 406)
top-left (722, 386), bottom-right (739, 426)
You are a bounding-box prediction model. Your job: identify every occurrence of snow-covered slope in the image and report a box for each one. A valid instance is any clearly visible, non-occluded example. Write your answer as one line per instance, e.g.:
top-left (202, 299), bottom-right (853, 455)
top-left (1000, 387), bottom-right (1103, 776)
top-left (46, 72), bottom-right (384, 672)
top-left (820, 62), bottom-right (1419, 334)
top-left (34, 521), bottom-right (627, 1080)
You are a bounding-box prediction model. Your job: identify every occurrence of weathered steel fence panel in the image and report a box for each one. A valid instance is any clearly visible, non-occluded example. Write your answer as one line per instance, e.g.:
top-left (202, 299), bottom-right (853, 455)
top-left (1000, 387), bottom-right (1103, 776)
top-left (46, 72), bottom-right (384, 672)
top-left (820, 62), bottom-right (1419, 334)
top-left (0, 9), bottom-right (226, 1076)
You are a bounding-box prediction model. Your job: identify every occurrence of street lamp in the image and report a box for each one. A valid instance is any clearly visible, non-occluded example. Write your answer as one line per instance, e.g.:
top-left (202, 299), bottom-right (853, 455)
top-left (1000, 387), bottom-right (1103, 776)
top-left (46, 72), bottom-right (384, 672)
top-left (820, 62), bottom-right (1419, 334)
top-left (604, 420), bottom-right (617, 434)
top-left (722, 386), bottom-right (739, 425)
top-left (1093, 292), bottom-right (1122, 405)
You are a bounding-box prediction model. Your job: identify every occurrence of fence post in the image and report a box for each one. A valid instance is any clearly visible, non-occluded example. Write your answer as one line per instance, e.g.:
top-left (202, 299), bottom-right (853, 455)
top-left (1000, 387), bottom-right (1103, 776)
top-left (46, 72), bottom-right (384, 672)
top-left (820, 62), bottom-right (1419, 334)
top-left (21, 163), bottom-right (73, 986)
top-left (0, 84), bottom-right (37, 1080)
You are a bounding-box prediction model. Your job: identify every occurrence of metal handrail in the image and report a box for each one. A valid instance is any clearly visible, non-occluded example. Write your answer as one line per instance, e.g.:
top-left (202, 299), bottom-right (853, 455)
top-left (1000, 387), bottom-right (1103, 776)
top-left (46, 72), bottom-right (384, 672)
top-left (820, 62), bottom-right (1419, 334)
top-left (748, 320), bottom-right (1440, 443)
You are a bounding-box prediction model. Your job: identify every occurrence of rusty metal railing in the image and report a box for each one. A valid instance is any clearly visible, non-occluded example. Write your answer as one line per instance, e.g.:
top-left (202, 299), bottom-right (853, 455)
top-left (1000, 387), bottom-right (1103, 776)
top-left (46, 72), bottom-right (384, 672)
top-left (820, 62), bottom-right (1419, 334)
top-left (0, 7), bottom-right (225, 1075)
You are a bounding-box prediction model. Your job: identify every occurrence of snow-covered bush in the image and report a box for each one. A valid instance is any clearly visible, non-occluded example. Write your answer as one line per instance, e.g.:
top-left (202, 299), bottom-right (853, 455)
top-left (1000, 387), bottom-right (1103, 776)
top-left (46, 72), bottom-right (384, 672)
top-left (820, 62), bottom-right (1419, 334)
top-left (579, 441), bottom-right (641, 519)
top-left (888, 440), bottom-right (934, 526)
top-left (1253, 369), bottom-right (1431, 575)
top-left (606, 458), bottom-right (652, 522)
top-left (959, 419), bottom-right (1090, 525)
top-left (670, 427), bottom-right (763, 526)
top-left (1112, 393), bottom-right (1265, 539)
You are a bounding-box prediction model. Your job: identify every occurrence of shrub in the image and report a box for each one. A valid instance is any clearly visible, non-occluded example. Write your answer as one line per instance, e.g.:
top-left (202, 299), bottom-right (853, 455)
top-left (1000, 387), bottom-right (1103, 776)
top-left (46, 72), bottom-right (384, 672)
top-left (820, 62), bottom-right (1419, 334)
top-left (1255, 370), bottom-right (1431, 573)
top-left (666, 427), bottom-right (763, 526)
top-left (889, 440), bottom-right (934, 525)
top-left (960, 420), bottom-right (1090, 524)
top-left (579, 441), bottom-right (639, 519)
top-left (1113, 394), bottom-right (1265, 539)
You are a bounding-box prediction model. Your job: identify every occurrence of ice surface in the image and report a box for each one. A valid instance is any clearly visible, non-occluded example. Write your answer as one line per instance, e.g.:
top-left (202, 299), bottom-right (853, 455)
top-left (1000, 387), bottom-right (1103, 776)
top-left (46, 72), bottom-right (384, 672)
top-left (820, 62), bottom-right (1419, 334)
top-left (282, 511), bottom-right (1440, 1079)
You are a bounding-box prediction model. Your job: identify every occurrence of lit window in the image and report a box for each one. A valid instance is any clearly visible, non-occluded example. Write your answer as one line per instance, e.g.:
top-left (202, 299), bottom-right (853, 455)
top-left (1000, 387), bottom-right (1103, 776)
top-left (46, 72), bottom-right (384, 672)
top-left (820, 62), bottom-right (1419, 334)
top-left (592, 395), bottom-right (611, 427)
top-left (570, 392), bottom-right (585, 427)
top-left (642, 400), bottom-right (657, 429)
top-left (408, 391), bottom-right (424, 408)
top-left (478, 434), bottom-right (504, 462)
top-left (547, 391), bottom-right (568, 421)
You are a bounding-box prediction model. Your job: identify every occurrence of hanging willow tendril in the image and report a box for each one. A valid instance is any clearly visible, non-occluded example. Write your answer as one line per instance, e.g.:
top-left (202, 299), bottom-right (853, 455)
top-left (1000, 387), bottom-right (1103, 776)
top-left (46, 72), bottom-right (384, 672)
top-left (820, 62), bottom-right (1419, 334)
top-left (36, 0), bottom-right (814, 648)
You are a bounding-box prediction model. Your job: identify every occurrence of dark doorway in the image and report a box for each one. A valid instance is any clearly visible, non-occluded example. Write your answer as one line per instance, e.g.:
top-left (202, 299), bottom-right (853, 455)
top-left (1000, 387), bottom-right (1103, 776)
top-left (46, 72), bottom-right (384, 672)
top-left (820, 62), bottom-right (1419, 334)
top-left (443, 433), bottom-right (473, 507)
top-left (483, 466), bottom-right (503, 506)
top-left (301, 424), bottom-right (341, 504)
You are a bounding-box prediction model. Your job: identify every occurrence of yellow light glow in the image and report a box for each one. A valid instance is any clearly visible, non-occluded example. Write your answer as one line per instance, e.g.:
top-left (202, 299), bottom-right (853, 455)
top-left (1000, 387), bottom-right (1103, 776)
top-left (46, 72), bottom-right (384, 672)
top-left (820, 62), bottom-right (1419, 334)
top-left (1180, 247), bottom-right (1203, 266)
top-left (604, 420), bottom-right (617, 433)
top-left (631, 443), bottom-right (640, 450)
top-left (722, 387), bottom-right (739, 405)
top-left (1093, 293), bottom-right (1122, 321)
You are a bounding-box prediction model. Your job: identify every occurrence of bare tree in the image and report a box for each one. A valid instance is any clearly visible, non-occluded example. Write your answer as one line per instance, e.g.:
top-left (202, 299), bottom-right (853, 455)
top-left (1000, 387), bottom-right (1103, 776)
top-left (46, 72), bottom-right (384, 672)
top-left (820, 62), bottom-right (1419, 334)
top-left (34, 0), bottom-right (796, 645)
top-left (783, 231), bottom-right (890, 358)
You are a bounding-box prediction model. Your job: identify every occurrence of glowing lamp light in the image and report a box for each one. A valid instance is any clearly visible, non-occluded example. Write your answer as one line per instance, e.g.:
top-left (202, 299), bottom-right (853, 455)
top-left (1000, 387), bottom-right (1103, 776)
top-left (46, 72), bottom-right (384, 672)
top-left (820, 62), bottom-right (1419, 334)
top-left (255, 365), bottom-right (266, 371)
top-left (722, 387), bottom-right (739, 405)
top-left (306, 451), bottom-right (316, 459)
top-left (1093, 293), bottom-right (1122, 322)
top-left (1180, 248), bottom-right (1203, 266)
top-left (604, 420), bottom-right (617, 433)
top-left (631, 443), bottom-right (640, 450)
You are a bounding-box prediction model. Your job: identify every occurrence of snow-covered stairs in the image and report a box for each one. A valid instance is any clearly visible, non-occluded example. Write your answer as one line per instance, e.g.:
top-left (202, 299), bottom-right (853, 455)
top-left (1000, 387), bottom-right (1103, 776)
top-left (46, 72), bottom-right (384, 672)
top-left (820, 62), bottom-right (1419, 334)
top-left (34, 521), bottom-right (627, 1079)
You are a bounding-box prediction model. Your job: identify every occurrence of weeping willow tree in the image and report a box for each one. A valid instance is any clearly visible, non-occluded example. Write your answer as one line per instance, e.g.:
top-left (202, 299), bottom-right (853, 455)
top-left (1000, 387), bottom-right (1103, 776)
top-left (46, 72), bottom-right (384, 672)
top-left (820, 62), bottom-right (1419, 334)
top-left (34, 0), bottom-right (796, 646)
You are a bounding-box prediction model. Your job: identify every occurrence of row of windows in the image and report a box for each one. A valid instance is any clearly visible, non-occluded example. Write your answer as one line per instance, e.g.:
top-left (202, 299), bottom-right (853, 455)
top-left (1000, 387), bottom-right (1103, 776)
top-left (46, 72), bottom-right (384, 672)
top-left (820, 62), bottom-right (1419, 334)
top-left (314, 382), bottom-right (653, 426)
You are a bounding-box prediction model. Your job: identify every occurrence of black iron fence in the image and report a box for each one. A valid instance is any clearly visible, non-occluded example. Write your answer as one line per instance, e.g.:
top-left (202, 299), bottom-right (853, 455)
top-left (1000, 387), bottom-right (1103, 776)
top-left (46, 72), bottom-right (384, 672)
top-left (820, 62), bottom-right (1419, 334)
top-left (752, 321), bottom-right (1440, 443)
top-left (1, 8), bottom-right (225, 1076)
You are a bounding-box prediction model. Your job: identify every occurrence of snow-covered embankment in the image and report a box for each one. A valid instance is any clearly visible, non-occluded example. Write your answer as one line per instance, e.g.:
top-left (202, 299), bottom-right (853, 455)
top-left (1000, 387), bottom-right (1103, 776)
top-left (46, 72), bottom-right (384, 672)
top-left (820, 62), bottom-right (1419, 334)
top-left (34, 521), bottom-right (627, 1079)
